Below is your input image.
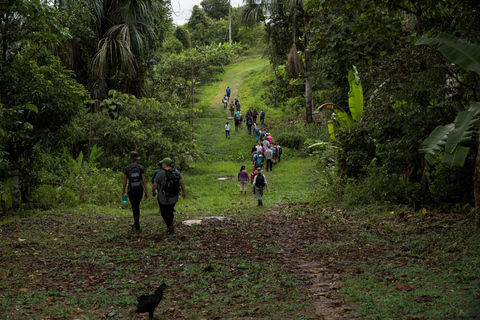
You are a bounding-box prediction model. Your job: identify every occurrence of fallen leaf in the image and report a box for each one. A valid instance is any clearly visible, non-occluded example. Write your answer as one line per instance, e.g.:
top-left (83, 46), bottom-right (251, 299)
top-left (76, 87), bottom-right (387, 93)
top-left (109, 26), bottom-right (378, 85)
top-left (392, 281), bottom-right (414, 292)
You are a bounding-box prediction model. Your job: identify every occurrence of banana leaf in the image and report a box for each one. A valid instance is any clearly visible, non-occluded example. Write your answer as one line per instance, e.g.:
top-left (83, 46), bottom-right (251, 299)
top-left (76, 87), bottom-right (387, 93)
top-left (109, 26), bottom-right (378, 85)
top-left (348, 66), bottom-right (364, 121)
top-left (328, 119), bottom-right (336, 141)
top-left (442, 145), bottom-right (470, 167)
top-left (419, 124), bottom-right (454, 165)
top-left (445, 106), bottom-right (480, 154)
top-left (336, 111), bottom-right (355, 128)
top-left (416, 33), bottom-right (480, 75)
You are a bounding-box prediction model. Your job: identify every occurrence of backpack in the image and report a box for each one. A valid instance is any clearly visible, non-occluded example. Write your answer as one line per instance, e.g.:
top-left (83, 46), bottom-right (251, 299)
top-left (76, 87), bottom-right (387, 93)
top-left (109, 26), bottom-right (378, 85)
top-left (162, 169), bottom-right (181, 197)
top-left (255, 174), bottom-right (265, 188)
top-left (128, 165), bottom-right (143, 190)
top-left (255, 154), bottom-right (263, 167)
top-left (151, 169), bottom-right (160, 184)
top-left (254, 126), bottom-right (260, 133)
top-left (278, 146), bottom-right (282, 155)
top-left (260, 110), bottom-right (265, 118)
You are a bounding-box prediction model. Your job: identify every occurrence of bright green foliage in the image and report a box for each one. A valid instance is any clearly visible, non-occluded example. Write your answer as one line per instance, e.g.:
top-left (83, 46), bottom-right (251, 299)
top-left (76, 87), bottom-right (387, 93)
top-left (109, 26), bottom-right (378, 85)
top-left (153, 45), bottom-right (237, 102)
top-left (347, 67), bottom-right (363, 122)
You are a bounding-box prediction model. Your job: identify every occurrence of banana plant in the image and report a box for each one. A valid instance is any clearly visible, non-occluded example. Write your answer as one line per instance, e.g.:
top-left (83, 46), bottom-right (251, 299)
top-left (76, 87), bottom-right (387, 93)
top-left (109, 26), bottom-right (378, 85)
top-left (416, 32), bottom-right (480, 227)
top-left (416, 33), bottom-right (480, 167)
top-left (316, 66), bottom-right (364, 141)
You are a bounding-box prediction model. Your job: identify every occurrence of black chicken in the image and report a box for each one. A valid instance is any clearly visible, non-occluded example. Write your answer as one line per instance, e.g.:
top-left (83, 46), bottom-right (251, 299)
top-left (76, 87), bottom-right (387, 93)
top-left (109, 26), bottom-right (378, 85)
top-left (136, 283), bottom-right (166, 319)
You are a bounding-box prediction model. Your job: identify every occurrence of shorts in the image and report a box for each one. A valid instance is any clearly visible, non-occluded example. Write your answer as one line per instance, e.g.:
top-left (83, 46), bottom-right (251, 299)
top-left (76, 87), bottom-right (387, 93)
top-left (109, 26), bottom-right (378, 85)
top-left (240, 181), bottom-right (248, 192)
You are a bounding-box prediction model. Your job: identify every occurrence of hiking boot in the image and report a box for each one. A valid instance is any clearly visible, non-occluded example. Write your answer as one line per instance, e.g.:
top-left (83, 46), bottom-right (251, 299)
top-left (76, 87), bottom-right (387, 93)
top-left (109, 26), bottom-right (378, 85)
top-left (167, 226), bottom-right (175, 235)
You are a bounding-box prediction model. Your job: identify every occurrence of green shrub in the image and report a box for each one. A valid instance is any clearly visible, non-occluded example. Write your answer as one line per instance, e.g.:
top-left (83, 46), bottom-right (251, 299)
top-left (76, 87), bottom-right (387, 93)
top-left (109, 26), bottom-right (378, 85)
top-left (276, 132), bottom-right (306, 149)
top-left (342, 160), bottom-right (420, 207)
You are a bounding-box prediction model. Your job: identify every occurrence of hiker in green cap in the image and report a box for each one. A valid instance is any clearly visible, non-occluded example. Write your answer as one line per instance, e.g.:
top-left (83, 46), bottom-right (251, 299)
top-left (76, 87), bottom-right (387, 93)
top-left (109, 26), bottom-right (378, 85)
top-left (152, 157), bottom-right (186, 235)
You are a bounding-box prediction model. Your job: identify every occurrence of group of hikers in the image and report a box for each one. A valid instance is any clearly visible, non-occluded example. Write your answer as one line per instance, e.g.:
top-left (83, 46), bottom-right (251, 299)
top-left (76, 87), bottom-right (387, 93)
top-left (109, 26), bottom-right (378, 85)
top-left (223, 88), bottom-right (265, 139)
top-left (223, 87), bottom-right (283, 206)
top-left (122, 151), bottom-right (186, 235)
top-left (121, 87), bottom-right (281, 234)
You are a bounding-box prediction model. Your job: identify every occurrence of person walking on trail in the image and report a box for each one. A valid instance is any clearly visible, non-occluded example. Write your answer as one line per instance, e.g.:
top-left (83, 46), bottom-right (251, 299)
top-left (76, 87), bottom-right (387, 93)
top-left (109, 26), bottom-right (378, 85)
top-left (253, 122), bottom-right (260, 142)
top-left (250, 166), bottom-right (257, 194)
top-left (277, 143), bottom-right (283, 162)
top-left (246, 115), bottom-right (253, 136)
top-left (226, 86), bottom-right (231, 98)
top-left (252, 108), bottom-right (258, 123)
top-left (246, 107), bottom-right (252, 120)
top-left (229, 102), bottom-right (235, 117)
top-left (263, 137), bottom-right (270, 149)
top-left (237, 165), bottom-right (249, 196)
top-left (225, 122), bottom-right (231, 139)
top-left (235, 98), bottom-right (241, 111)
top-left (239, 112), bottom-right (243, 129)
top-left (253, 150), bottom-right (264, 168)
top-left (222, 95), bottom-right (228, 109)
top-left (234, 114), bottom-right (240, 131)
top-left (152, 157), bottom-right (186, 235)
top-left (265, 146), bottom-right (273, 172)
top-left (122, 151), bottom-right (148, 232)
top-left (259, 108), bottom-right (266, 124)
top-left (253, 167), bottom-right (268, 206)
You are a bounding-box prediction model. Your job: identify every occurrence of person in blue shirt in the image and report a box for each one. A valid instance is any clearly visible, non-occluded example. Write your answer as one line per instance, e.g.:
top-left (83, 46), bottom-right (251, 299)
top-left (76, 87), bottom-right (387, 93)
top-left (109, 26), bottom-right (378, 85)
top-left (226, 86), bottom-right (231, 98)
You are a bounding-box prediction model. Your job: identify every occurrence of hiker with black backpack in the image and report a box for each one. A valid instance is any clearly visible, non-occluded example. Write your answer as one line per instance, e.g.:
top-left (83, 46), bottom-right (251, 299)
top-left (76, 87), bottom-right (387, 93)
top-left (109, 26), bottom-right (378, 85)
top-left (252, 167), bottom-right (268, 206)
top-left (151, 157), bottom-right (186, 235)
top-left (122, 151), bottom-right (148, 232)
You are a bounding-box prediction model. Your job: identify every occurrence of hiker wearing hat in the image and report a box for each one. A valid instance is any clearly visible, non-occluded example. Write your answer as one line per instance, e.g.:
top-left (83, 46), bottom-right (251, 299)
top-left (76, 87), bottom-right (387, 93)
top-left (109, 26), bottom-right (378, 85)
top-left (122, 151), bottom-right (148, 231)
top-left (252, 167), bottom-right (268, 206)
top-left (152, 157), bottom-right (186, 235)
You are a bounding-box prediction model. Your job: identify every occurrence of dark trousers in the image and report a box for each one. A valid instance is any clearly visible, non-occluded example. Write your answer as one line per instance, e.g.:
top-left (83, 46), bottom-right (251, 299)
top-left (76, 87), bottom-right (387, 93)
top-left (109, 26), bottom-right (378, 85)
top-left (128, 188), bottom-right (143, 230)
top-left (266, 159), bottom-right (273, 171)
top-left (159, 203), bottom-right (176, 228)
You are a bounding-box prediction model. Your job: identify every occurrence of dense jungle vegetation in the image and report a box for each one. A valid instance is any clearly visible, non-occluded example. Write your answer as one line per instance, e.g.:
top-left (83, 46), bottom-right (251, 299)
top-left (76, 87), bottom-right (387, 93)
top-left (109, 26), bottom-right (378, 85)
top-left (1, 0), bottom-right (480, 319)
top-left (1, 0), bottom-right (479, 218)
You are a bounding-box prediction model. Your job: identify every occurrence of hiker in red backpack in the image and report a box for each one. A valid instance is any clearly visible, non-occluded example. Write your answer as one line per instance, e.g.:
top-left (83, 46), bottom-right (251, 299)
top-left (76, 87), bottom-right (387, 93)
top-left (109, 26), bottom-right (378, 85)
top-left (122, 151), bottom-right (148, 232)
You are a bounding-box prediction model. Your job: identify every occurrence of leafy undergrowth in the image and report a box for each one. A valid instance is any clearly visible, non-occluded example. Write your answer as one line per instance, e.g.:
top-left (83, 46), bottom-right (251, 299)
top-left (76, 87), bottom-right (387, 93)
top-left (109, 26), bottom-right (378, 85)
top-left (1, 203), bottom-right (479, 319)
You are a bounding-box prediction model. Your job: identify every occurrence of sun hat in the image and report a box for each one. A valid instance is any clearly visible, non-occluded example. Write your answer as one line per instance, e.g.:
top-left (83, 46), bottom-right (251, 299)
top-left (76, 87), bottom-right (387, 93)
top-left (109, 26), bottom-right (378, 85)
top-left (256, 167), bottom-right (262, 173)
top-left (130, 151), bottom-right (140, 160)
top-left (160, 157), bottom-right (172, 165)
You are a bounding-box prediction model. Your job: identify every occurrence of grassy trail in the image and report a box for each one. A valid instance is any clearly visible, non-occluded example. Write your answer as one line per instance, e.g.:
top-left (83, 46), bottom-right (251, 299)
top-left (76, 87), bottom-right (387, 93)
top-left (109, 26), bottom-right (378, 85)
top-left (180, 56), bottom-right (318, 217)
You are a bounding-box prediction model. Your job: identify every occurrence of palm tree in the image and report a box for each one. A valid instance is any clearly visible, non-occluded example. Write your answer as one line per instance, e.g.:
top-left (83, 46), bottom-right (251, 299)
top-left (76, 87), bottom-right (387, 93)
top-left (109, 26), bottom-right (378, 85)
top-left (57, 0), bottom-right (167, 100)
top-left (242, 0), bottom-right (314, 123)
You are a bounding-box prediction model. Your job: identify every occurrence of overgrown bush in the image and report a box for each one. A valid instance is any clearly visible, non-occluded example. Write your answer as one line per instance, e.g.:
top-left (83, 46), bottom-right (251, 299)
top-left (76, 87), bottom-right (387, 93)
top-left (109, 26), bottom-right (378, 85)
top-left (342, 161), bottom-right (421, 207)
top-left (276, 132), bottom-right (306, 149)
top-left (73, 91), bottom-right (193, 170)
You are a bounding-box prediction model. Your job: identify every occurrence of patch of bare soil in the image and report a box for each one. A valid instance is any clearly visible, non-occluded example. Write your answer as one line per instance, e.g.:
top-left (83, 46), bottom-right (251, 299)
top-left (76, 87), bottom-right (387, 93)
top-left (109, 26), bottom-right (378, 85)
top-left (252, 210), bottom-right (346, 319)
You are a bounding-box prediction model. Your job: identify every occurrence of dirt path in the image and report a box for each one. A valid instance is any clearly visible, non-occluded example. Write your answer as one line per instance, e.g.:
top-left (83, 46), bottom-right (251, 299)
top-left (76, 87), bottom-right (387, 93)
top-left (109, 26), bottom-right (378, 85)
top-left (249, 210), bottom-right (347, 319)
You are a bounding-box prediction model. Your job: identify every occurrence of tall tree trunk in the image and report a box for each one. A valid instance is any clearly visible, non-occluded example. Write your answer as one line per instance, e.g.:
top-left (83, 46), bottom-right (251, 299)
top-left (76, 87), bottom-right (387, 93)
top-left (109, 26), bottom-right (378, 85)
top-left (304, 15), bottom-right (313, 123)
top-left (475, 124), bottom-right (480, 227)
top-left (10, 147), bottom-right (20, 210)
